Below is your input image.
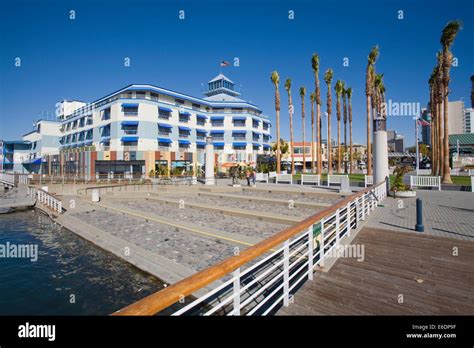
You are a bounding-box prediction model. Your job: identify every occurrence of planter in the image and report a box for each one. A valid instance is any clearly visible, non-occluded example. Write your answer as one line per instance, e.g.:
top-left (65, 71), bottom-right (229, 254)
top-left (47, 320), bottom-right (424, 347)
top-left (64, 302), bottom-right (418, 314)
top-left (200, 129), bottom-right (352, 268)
top-left (390, 190), bottom-right (416, 198)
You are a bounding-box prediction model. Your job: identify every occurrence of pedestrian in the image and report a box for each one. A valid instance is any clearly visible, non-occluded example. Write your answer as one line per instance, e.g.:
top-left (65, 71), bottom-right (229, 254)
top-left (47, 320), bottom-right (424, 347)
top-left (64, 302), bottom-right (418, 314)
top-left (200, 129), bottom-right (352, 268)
top-left (246, 169), bottom-right (251, 186)
top-left (252, 169), bottom-right (256, 187)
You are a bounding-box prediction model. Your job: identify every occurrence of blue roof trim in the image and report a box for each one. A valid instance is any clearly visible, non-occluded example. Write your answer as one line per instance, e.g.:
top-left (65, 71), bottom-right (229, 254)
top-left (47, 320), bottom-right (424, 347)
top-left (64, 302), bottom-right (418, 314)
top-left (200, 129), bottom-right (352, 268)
top-left (210, 130), bottom-right (225, 134)
top-left (178, 140), bottom-right (191, 145)
top-left (211, 116), bottom-right (224, 121)
top-left (121, 136), bottom-right (138, 142)
top-left (121, 121), bottom-right (139, 126)
top-left (178, 126), bottom-right (191, 131)
top-left (158, 123), bottom-right (173, 129)
top-left (158, 138), bottom-right (172, 144)
top-left (159, 106), bottom-right (173, 112)
top-left (122, 103), bottom-right (139, 108)
top-left (233, 142), bottom-right (247, 147)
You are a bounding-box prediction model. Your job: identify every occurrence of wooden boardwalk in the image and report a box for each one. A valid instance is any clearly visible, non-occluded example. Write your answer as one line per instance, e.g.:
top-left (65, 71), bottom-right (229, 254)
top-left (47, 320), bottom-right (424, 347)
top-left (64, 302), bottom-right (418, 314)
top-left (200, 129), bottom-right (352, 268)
top-left (278, 227), bottom-right (474, 315)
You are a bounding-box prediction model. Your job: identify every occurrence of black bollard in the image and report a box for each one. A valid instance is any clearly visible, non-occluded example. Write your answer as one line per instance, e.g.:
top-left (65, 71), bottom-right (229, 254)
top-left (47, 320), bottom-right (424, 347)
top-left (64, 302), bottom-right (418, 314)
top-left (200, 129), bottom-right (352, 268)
top-left (415, 198), bottom-right (424, 232)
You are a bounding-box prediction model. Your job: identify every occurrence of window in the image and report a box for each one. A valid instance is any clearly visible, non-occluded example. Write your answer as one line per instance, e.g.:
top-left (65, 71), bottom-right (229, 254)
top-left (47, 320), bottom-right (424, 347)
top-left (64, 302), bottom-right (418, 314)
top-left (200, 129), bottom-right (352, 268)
top-left (192, 103), bottom-right (200, 111)
top-left (232, 120), bottom-right (246, 127)
top-left (135, 91), bottom-right (146, 99)
top-left (102, 108), bottom-right (111, 120)
top-left (213, 108), bottom-right (224, 113)
top-left (101, 125), bottom-right (111, 137)
top-left (122, 125), bottom-right (138, 135)
top-left (123, 105), bottom-right (139, 116)
top-left (263, 122), bottom-right (270, 131)
top-left (158, 109), bottom-right (171, 119)
top-left (150, 93), bottom-right (159, 101)
top-left (197, 118), bottom-right (206, 126)
top-left (175, 98), bottom-right (185, 106)
top-left (158, 125), bottom-right (172, 135)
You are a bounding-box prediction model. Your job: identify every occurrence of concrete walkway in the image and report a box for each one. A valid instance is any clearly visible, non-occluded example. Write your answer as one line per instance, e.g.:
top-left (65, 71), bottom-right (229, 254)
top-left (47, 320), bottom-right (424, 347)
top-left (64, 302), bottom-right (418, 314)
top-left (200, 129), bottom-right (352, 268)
top-left (366, 190), bottom-right (474, 240)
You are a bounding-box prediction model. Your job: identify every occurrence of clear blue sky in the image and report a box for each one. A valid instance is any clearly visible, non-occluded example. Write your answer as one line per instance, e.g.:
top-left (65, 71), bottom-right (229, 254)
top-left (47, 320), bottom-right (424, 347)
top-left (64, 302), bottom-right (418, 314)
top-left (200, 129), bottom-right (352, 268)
top-left (1, 0), bottom-right (473, 147)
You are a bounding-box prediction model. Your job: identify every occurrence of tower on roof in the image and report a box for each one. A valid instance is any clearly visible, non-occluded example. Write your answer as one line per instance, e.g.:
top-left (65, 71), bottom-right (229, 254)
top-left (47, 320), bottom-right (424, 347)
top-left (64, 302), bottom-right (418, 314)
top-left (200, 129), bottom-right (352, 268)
top-left (203, 73), bottom-right (241, 98)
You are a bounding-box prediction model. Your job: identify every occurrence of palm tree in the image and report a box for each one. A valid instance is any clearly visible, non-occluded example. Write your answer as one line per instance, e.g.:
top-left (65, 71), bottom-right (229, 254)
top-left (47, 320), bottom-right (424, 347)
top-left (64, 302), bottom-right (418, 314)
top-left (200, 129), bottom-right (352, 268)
top-left (435, 51), bottom-right (444, 176)
top-left (365, 46), bottom-right (379, 175)
top-left (440, 20), bottom-right (462, 183)
top-left (310, 92), bottom-right (316, 173)
top-left (342, 85), bottom-right (348, 174)
top-left (271, 71), bottom-right (281, 174)
top-left (429, 71), bottom-right (438, 176)
top-left (324, 69), bottom-right (334, 174)
top-left (300, 87), bottom-right (307, 173)
top-left (285, 78), bottom-right (295, 175)
top-left (346, 87), bottom-right (353, 173)
top-left (312, 53), bottom-right (322, 174)
top-left (335, 80), bottom-right (343, 173)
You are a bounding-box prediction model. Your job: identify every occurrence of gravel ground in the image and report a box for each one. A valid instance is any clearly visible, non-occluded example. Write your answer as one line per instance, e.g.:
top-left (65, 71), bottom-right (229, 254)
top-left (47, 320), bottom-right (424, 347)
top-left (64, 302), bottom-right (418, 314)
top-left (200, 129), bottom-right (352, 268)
top-left (236, 190), bottom-right (341, 204)
top-left (71, 209), bottom-right (236, 272)
top-left (159, 194), bottom-right (321, 218)
top-left (114, 199), bottom-right (288, 239)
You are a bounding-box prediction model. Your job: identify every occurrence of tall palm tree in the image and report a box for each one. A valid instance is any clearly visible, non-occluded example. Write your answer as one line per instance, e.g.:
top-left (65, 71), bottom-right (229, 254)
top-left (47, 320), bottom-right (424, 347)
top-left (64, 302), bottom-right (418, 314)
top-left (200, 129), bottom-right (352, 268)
top-left (285, 78), bottom-right (295, 175)
top-left (300, 87), bottom-right (307, 173)
top-left (312, 53), bottom-right (322, 174)
top-left (310, 92), bottom-right (316, 173)
top-left (429, 71), bottom-right (438, 176)
top-left (324, 69), bottom-right (334, 174)
top-left (346, 87), bottom-right (353, 173)
top-left (271, 71), bottom-right (281, 174)
top-left (365, 46), bottom-right (379, 175)
top-left (435, 51), bottom-right (444, 176)
top-left (342, 85), bottom-right (348, 174)
top-left (335, 80), bottom-right (343, 173)
top-left (440, 20), bottom-right (462, 183)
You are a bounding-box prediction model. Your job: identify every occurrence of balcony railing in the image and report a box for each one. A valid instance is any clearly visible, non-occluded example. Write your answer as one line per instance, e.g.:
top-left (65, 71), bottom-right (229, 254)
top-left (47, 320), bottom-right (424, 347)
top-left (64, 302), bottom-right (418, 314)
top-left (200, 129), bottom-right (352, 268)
top-left (123, 146), bottom-right (138, 151)
top-left (113, 181), bottom-right (387, 316)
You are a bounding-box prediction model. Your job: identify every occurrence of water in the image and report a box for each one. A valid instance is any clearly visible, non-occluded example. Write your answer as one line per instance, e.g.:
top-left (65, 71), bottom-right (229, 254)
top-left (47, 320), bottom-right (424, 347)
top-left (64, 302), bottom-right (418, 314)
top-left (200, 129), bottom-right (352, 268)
top-left (0, 210), bottom-right (164, 315)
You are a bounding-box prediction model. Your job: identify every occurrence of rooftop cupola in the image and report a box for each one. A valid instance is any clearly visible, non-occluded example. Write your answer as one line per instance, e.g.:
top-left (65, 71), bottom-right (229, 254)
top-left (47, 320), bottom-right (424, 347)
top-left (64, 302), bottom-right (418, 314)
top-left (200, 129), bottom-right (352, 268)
top-left (203, 73), bottom-right (241, 98)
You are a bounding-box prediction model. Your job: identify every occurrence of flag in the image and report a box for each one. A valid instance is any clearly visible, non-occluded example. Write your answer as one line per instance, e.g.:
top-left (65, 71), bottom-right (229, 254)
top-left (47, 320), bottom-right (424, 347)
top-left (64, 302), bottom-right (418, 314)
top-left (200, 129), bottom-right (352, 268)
top-left (417, 119), bottom-right (431, 126)
top-left (220, 61), bottom-right (230, 67)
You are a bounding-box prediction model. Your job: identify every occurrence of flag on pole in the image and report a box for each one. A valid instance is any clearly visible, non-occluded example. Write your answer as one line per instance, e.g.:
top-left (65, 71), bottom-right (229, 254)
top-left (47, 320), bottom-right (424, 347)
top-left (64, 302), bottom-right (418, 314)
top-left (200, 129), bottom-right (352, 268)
top-left (220, 61), bottom-right (230, 67)
top-left (417, 119), bottom-right (431, 126)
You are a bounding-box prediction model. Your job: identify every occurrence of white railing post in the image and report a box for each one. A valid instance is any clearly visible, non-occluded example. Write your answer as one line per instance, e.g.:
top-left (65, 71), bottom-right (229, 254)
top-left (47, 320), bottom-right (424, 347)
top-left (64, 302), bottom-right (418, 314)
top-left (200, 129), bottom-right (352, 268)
top-left (233, 268), bottom-right (241, 315)
top-left (335, 209), bottom-right (340, 245)
top-left (361, 195), bottom-right (366, 220)
top-left (283, 240), bottom-right (290, 307)
top-left (307, 226), bottom-right (313, 281)
top-left (320, 220), bottom-right (325, 268)
top-left (346, 202), bottom-right (351, 237)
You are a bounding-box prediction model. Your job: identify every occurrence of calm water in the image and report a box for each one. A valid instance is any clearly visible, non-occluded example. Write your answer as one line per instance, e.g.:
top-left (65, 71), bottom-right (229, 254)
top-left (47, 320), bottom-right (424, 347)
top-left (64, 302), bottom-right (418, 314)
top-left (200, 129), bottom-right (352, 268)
top-left (0, 210), bottom-right (164, 315)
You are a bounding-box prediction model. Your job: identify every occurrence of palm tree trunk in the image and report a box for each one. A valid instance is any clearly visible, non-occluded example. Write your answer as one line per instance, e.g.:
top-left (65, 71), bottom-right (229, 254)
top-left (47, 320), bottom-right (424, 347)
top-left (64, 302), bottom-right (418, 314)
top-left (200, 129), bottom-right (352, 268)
top-left (442, 88), bottom-right (452, 183)
top-left (437, 101), bottom-right (443, 176)
top-left (344, 120), bottom-right (347, 174)
top-left (337, 119), bottom-right (341, 173)
top-left (349, 120), bottom-right (353, 174)
top-left (302, 101), bottom-right (306, 173)
top-left (432, 113), bottom-right (437, 176)
top-left (366, 96), bottom-right (372, 175)
top-left (311, 103), bottom-right (315, 173)
top-left (328, 119), bottom-right (332, 175)
top-left (276, 110), bottom-right (281, 174)
top-left (289, 107), bottom-right (295, 175)
top-left (317, 104), bottom-right (322, 174)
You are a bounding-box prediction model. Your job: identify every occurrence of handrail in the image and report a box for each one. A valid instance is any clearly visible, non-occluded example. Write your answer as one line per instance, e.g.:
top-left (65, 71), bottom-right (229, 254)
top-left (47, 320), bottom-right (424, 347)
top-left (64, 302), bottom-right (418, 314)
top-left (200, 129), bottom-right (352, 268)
top-left (112, 182), bottom-right (385, 316)
top-left (33, 187), bottom-right (63, 214)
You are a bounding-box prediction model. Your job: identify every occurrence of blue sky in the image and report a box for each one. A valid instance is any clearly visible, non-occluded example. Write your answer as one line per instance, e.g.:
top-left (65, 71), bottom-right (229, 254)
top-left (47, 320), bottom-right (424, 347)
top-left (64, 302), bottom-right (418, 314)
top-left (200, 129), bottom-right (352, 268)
top-left (1, 0), bottom-right (473, 147)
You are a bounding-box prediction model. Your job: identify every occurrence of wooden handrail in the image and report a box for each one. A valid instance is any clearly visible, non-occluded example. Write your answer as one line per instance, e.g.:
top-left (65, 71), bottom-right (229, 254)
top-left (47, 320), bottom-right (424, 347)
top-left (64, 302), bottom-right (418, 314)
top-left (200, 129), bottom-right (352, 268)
top-left (112, 183), bottom-right (383, 316)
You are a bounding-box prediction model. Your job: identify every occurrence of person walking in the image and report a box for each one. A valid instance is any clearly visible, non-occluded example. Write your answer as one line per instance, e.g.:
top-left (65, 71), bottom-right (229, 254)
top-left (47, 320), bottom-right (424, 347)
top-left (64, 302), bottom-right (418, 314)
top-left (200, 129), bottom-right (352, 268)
top-left (251, 169), bottom-right (256, 187)
top-left (246, 169), bottom-right (251, 186)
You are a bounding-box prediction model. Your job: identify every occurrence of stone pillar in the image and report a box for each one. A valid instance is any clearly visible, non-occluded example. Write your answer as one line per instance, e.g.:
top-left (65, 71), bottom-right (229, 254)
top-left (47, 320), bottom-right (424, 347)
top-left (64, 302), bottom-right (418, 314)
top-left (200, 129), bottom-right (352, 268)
top-left (205, 136), bottom-right (215, 185)
top-left (373, 117), bottom-right (389, 185)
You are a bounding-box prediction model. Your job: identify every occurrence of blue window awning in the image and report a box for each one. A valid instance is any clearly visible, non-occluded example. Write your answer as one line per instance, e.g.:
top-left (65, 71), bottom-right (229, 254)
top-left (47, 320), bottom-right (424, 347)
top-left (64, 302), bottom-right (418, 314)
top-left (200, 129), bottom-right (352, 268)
top-left (178, 126), bottom-right (191, 131)
top-left (211, 116), bottom-right (224, 121)
top-left (121, 136), bottom-right (138, 142)
top-left (158, 138), bottom-right (172, 144)
top-left (178, 139), bottom-right (191, 145)
top-left (196, 114), bottom-right (207, 119)
top-left (232, 116), bottom-right (247, 121)
top-left (263, 121), bottom-right (270, 126)
top-left (210, 130), bottom-right (224, 134)
top-left (121, 121), bottom-right (139, 126)
top-left (159, 106), bottom-right (173, 112)
top-left (253, 143), bottom-right (261, 147)
top-left (179, 111), bottom-right (191, 117)
top-left (232, 130), bottom-right (247, 135)
top-left (196, 141), bottom-right (206, 146)
top-left (233, 142), bottom-right (247, 147)
top-left (213, 142), bottom-right (225, 147)
top-left (158, 123), bottom-right (173, 129)
top-left (252, 118), bottom-right (261, 123)
top-left (263, 144), bottom-right (271, 149)
top-left (122, 103), bottom-right (139, 108)
top-left (252, 131), bottom-right (261, 135)
top-left (196, 129), bottom-right (207, 134)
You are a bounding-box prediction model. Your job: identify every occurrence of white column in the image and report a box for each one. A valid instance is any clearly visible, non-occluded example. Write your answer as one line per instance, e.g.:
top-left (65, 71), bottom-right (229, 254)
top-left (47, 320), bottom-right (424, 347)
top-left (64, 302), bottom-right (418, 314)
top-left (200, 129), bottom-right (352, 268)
top-left (373, 130), bottom-right (389, 185)
top-left (205, 136), bottom-right (215, 185)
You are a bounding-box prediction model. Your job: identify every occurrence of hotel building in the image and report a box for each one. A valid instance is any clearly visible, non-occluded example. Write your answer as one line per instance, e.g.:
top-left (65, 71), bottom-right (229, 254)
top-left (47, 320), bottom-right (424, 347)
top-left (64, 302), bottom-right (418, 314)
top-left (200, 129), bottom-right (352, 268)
top-left (4, 74), bottom-right (272, 176)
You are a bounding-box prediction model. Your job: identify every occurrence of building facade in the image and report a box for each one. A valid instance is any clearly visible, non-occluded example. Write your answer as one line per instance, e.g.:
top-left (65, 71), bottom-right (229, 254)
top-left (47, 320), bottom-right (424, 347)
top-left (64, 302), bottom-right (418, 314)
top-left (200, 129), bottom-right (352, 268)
top-left (3, 74), bottom-right (272, 176)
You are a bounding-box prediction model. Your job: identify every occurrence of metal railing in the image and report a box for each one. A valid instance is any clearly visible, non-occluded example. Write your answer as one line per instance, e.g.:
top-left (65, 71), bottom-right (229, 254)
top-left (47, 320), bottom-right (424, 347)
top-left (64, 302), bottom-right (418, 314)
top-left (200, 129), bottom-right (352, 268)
top-left (0, 172), bottom-right (29, 186)
top-left (113, 181), bottom-right (387, 316)
top-left (32, 187), bottom-right (63, 214)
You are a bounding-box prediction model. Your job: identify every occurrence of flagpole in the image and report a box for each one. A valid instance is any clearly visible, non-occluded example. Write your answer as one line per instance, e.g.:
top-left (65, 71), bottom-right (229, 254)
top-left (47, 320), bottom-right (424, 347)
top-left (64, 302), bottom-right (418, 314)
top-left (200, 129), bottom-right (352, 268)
top-left (415, 115), bottom-right (419, 176)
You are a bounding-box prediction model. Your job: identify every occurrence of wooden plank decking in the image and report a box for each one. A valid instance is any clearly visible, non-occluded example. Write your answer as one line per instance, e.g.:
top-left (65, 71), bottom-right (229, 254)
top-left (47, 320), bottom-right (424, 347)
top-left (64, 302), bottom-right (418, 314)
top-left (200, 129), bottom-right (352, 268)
top-left (278, 227), bottom-right (474, 315)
